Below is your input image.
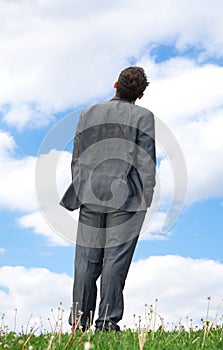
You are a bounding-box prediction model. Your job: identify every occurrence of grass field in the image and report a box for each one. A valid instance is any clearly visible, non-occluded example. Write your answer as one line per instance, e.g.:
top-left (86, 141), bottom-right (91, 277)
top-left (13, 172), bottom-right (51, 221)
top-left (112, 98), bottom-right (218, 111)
top-left (1, 298), bottom-right (223, 349)
top-left (1, 325), bottom-right (223, 349)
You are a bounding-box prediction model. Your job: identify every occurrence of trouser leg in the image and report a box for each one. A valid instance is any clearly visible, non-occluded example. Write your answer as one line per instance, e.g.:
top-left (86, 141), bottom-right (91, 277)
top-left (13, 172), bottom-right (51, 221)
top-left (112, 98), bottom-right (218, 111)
top-left (70, 205), bottom-right (105, 328)
top-left (96, 236), bottom-right (138, 327)
top-left (70, 245), bottom-right (103, 327)
top-left (95, 210), bottom-right (146, 328)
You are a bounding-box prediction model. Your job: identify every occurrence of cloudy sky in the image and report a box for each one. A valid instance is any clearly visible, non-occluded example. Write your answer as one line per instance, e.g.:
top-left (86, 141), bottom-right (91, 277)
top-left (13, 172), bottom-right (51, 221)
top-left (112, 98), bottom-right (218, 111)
top-left (0, 0), bottom-right (223, 333)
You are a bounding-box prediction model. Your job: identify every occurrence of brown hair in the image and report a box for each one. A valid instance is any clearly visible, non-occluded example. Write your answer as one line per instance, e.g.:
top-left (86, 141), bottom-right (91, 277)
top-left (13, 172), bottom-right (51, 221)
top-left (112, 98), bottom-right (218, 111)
top-left (116, 66), bottom-right (149, 102)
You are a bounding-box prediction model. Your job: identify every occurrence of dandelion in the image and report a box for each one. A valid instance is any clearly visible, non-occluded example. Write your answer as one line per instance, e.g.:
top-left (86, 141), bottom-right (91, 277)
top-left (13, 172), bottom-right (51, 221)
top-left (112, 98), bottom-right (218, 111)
top-left (144, 304), bottom-right (148, 324)
top-left (202, 296), bottom-right (212, 346)
top-left (133, 314), bottom-right (136, 330)
top-left (153, 299), bottom-right (158, 332)
top-left (159, 316), bottom-right (165, 330)
top-left (14, 308), bottom-right (17, 333)
top-left (138, 315), bottom-right (142, 331)
top-left (102, 304), bottom-right (109, 330)
top-left (84, 341), bottom-right (92, 350)
top-left (138, 331), bottom-right (146, 350)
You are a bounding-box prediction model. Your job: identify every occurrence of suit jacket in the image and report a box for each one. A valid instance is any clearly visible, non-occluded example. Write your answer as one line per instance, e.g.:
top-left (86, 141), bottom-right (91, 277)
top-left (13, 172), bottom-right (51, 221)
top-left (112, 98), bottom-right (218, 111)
top-left (60, 97), bottom-right (156, 212)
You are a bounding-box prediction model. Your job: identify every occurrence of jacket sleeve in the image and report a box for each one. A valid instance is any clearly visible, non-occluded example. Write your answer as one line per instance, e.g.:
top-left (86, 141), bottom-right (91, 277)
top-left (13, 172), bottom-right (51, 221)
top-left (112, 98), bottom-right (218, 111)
top-left (71, 130), bottom-right (80, 181)
top-left (71, 114), bottom-right (84, 191)
top-left (136, 111), bottom-right (156, 207)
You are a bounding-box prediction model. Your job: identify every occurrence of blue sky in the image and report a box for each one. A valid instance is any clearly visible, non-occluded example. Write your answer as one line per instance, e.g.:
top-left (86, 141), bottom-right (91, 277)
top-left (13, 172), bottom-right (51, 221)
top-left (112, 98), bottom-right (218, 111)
top-left (0, 0), bottom-right (223, 332)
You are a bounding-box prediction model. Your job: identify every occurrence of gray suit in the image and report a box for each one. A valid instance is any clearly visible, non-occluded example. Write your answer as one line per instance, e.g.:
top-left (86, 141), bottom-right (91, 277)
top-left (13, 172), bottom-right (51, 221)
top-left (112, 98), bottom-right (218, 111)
top-left (60, 96), bottom-right (156, 212)
top-left (60, 97), bottom-right (156, 330)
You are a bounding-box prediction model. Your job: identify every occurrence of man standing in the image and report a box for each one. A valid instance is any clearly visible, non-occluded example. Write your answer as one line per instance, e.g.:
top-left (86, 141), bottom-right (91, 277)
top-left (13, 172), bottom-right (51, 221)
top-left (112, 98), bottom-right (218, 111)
top-left (60, 66), bottom-right (156, 331)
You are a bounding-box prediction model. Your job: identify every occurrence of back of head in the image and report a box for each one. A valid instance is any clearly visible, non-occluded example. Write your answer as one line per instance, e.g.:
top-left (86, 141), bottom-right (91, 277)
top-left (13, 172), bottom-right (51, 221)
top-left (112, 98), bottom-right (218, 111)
top-left (116, 66), bottom-right (149, 102)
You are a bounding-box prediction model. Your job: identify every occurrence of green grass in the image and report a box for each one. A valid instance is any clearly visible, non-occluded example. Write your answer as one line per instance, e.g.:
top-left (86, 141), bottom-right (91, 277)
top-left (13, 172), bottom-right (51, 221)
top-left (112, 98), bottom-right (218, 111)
top-left (1, 298), bottom-right (222, 349)
top-left (1, 326), bottom-right (223, 349)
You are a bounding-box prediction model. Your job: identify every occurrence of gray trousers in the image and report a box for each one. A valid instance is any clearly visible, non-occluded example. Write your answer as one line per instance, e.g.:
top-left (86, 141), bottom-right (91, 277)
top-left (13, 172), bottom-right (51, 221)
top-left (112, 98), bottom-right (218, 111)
top-left (71, 205), bottom-right (146, 328)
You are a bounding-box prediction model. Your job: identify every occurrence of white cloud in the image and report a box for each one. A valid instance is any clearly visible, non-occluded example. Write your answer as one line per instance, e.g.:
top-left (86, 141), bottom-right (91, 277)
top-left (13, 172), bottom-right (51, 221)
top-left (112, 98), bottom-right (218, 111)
top-left (1, 0), bottom-right (223, 128)
top-left (1, 256), bottom-right (223, 332)
top-left (138, 58), bottom-right (223, 204)
top-left (123, 255), bottom-right (223, 329)
top-left (0, 130), bottom-right (17, 157)
top-left (0, 248), bottom-right (7, 254)
top-left (0, 131), bottom-right (37, 212)
top-left (18, 211), bottom-right (71, 246)
top-left (180, 114), bottom-right (223, 204)
top-left (0, 131), bottom-right (75, 245)
top-left (139, 58), bottom-right (223, 125)
top-left (3, 104), bottom-right (53, 130)
top-left (140, 212), bottom-right (172, 241)
top-left (0, 265), bottom-right (73, 333)
top-left (0, 133), bottom-right (80, 245)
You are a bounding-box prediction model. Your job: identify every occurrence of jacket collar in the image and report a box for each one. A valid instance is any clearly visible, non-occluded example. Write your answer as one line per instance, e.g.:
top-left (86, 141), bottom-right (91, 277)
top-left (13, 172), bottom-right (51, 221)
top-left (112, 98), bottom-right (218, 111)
top-left (110, 96), bottom-right (132, 103)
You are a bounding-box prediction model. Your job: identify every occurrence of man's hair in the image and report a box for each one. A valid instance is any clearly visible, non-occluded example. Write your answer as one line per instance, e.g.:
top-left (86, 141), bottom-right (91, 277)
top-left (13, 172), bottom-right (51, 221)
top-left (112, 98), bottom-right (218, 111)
top-left (116, 66), bottom-right (149, 102)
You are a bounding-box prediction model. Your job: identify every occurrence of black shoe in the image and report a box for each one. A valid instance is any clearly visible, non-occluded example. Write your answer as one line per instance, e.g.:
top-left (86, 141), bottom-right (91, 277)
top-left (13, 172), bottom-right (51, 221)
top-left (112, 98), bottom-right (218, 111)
top-left (95, 321), bottom-right (120, 332)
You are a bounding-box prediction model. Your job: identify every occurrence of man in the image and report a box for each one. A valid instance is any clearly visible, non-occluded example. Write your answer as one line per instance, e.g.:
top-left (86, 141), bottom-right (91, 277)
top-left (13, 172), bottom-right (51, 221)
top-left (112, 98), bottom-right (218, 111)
top-left (60, 66), bottom-right (156, 331)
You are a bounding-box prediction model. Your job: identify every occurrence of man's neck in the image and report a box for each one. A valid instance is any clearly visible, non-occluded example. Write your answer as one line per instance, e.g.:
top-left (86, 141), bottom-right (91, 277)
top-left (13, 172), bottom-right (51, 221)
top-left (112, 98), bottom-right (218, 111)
top-left (114, 93), bottom-right (135, 104)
